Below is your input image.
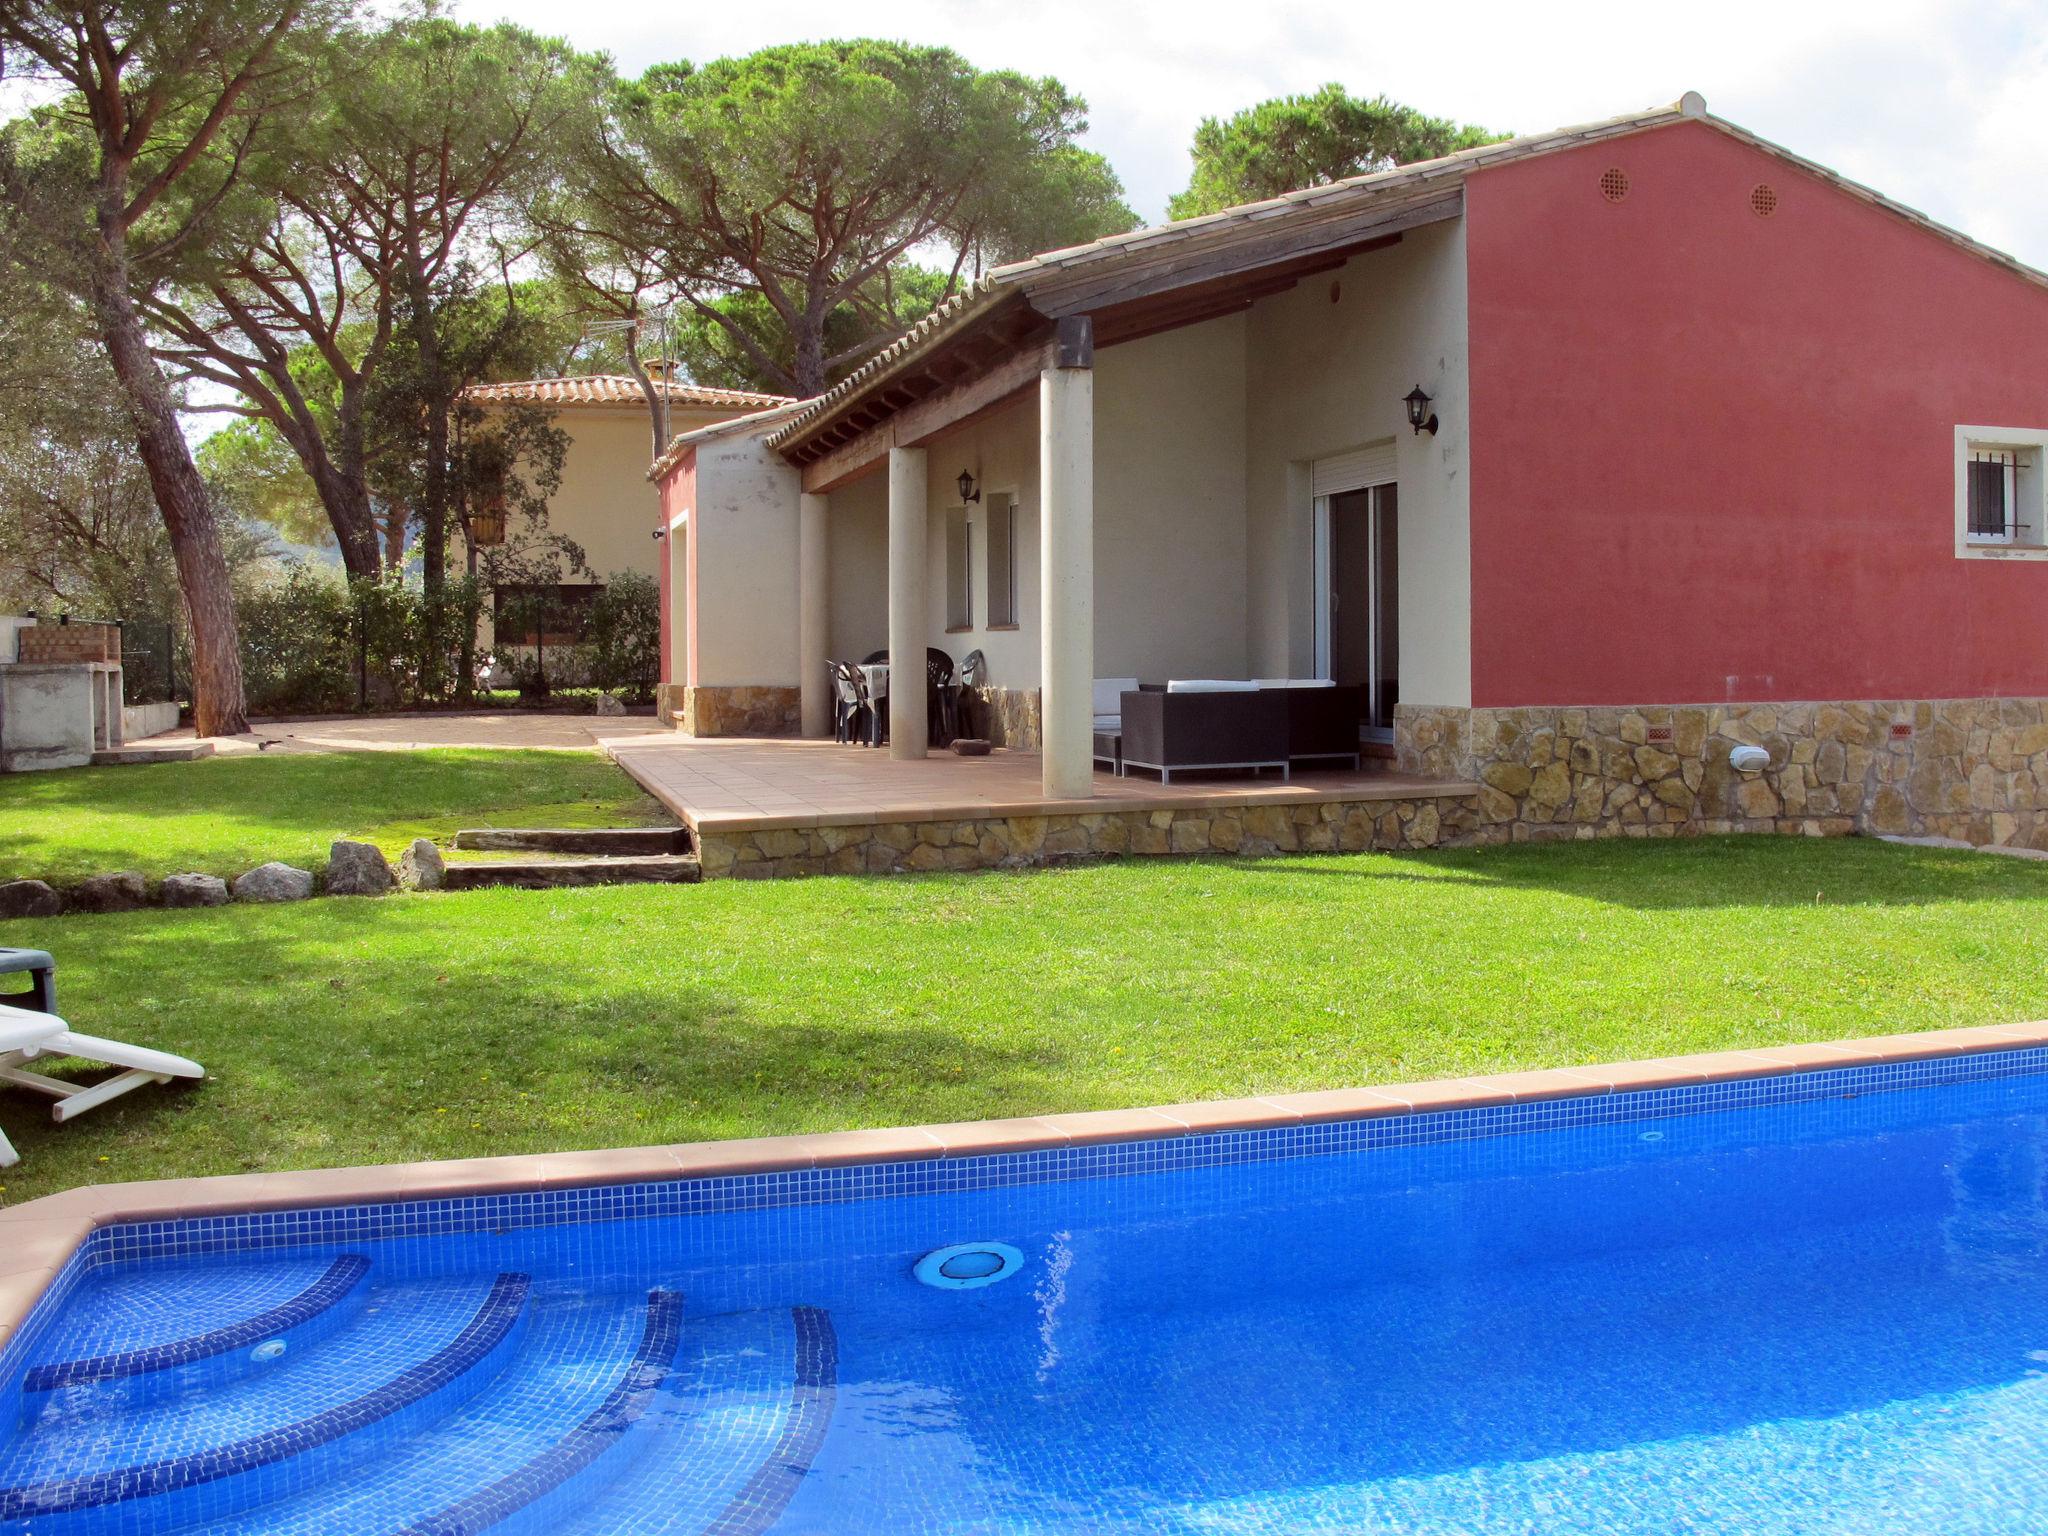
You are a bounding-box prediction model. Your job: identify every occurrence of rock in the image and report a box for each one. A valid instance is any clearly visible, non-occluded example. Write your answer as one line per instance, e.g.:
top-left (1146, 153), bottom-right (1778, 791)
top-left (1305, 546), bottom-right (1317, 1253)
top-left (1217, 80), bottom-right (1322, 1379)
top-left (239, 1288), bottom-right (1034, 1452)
top-left (1409, 803), bottom-right (1441, 845)
top-left (592, 693), bottom-right (626, 716)
top-left (1526, 763), bottom-right (1572, 809)
top-left (1869, 787), bottom-right (1910, 834)
top-left (397, 838), bottom-right (445, 891)
top-left (1735, 778), bottom-right (1782, 819)
top-left (1481, 761), bottom-right (1532, 797)
top-left (0, 879), bottom-right (61, 920)
top-left (161, 873), bottom-right (230, 908)
top-left (325, 839), bottom-right (395, 897)
top-left (69, 871), bottom-right (148, 913)
top-left (1654, 777), bottom-right (1696, 810)
top-left (1674, 710), bottom-right (1710, 757)
top-left (232, 861), bottom-right (314, 903)
top-left (1632, 746), bottom-right (1680, 781)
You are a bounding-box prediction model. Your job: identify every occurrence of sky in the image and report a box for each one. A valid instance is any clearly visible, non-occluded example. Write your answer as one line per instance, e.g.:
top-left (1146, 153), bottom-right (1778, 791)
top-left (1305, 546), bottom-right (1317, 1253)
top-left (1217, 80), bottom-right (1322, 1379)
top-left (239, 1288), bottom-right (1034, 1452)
top-left (463, 0), bottom-right (2048, 269)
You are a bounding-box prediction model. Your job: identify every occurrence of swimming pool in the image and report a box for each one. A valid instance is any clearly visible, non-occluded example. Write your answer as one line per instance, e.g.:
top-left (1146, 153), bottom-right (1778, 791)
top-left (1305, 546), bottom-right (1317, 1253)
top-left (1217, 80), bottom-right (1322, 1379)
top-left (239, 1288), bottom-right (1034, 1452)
top-left (3, 1040), bottom-right (2048, 1533)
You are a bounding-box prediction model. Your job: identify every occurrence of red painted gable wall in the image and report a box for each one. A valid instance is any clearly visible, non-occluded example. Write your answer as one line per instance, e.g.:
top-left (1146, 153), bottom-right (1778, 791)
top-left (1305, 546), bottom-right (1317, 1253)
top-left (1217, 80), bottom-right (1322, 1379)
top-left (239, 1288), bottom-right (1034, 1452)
top-left (1465, 119), bottom-right (2048, 707)
top-left (657, 450), bottom-right (695, 687)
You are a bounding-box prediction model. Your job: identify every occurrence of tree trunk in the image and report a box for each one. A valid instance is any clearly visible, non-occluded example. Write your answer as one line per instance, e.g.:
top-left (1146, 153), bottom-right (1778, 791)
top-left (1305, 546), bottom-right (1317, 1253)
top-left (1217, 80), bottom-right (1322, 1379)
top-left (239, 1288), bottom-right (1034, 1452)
top-left (91, 255), bottom-right (248, 736)
top-left (291, 423), bottom-right (381, 580)
top-left (793, 291), bottom-right (831, 398)
top-left (382, 500), bottom-right (410, 568)
top-left (402, 253), bottom-right (450, 698)
top-left (404, 258), bottom-right (448, 594)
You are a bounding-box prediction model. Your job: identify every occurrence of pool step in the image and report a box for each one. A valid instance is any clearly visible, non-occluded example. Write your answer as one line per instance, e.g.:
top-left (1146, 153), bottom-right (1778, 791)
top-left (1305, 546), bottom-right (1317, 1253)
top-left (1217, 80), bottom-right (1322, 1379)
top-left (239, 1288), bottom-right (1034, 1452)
top-left (438, 853), bottom-right (701, 891)
top-left (21, 1254), bottom-right (373, 1412)
top-left (545, 1305), bottom-right (838, 1536)
top-left (221, 1288), bottom-right (701, 1535)
top-left (0, 1274), bottom-right (532, 1535)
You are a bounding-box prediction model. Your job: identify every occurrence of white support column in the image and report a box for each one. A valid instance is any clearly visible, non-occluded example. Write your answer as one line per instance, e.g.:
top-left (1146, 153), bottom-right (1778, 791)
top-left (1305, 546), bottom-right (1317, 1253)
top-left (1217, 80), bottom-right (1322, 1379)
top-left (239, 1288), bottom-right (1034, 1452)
top-left (887, 446), bottom-right (929, 759)
top-left (798, 491), bottom-right (830, 737)
top-left (1040, 316), bottom-right (1095, 799)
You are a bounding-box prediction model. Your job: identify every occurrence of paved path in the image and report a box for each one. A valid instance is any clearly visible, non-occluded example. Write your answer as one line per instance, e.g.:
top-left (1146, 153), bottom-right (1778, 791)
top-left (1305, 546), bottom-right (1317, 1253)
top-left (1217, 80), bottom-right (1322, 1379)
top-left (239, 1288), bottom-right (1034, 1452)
top-left (164, 712), bottom-right (672, 756)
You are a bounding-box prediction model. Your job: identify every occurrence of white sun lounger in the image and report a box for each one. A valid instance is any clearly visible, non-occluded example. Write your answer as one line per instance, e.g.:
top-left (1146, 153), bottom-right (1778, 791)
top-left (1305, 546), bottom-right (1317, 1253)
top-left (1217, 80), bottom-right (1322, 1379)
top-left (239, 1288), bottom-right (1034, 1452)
top-left (0, 1002), bottom-right (204, 1167)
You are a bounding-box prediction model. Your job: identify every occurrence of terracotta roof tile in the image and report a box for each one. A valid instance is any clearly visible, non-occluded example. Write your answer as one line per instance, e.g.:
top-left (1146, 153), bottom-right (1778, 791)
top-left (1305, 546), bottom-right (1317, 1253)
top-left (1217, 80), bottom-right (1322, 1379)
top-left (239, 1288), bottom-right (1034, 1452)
top-left (462, 376), bottom-right (793, 410)
top-left (648, 401), bottom-right (814, 482)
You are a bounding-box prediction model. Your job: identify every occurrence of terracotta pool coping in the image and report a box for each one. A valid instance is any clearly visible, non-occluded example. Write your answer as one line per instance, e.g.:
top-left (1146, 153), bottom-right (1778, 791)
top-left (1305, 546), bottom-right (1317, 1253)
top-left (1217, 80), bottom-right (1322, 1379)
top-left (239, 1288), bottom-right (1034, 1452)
top-left (0, 1018), bottom-right (2044, 1349)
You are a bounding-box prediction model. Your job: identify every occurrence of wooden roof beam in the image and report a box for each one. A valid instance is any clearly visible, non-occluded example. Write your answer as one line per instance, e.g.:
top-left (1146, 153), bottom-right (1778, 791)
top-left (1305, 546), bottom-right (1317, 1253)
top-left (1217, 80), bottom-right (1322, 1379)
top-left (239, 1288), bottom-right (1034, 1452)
top-left (800, 339), bottom-right (1054, 495)
top-left (1025, 196), bottom-right (1454, 315)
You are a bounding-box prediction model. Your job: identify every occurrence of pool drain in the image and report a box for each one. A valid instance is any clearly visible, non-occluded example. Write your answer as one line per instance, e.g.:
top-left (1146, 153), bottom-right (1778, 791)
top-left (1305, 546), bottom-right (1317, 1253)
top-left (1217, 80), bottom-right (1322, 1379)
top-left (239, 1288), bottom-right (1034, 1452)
top-left (916, 1242), bottom-right (1023, 1290)
top-left (250, 1339), bottom-right (288, 1363)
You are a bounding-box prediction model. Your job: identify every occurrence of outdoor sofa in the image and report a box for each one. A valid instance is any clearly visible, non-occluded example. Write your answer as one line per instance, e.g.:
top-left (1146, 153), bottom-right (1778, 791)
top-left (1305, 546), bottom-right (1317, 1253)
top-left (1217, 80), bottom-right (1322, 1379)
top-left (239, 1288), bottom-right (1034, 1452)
top-left (1114, 679), bottom-right (1365, 783)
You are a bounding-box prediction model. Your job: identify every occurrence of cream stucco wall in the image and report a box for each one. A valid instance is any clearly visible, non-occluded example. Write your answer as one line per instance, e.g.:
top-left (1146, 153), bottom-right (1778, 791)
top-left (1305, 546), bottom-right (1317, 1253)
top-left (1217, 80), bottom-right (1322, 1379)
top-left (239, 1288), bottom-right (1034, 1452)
top-left (914, 392), bottom-right (1042, 687)
top-left (688, 432), bottom-right (802, 687)
top-left (525, 405), bottom-right (733, 586)
top-left (1243, 219), bottom-right (1472, 706)
top-left (683, 220), bottom-right (1472, 710)
top-left (825, 472), bottom-right (889, 663)
top-left (481, 402), bottom-right (739, 656)
top-left (846, 313), bottom-right (1253, 693)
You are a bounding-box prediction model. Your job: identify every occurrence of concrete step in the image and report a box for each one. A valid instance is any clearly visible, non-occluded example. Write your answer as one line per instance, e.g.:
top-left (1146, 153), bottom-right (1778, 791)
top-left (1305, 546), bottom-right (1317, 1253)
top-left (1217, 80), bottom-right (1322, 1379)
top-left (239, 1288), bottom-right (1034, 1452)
top-left (91, 742), bottom-right (215, 766)
top-left (440, 854), bottom-right (701, 891)
top-left (449, 826), bottom-right (690, 856)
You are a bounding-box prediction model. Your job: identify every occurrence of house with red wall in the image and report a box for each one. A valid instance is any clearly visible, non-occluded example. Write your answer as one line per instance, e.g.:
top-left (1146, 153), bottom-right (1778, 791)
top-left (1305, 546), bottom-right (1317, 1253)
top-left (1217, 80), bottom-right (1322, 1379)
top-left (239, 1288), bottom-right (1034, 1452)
top-left (652, 93), bottom-right (2048, 853)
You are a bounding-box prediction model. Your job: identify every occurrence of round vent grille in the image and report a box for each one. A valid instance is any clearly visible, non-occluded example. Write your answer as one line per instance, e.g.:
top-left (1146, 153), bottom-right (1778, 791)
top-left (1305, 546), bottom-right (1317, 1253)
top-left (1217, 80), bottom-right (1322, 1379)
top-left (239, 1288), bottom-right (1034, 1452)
top-left (1750, 183), bottom-right (1778, 217)
top-left (1599, 167), bottom-right (1630, 203)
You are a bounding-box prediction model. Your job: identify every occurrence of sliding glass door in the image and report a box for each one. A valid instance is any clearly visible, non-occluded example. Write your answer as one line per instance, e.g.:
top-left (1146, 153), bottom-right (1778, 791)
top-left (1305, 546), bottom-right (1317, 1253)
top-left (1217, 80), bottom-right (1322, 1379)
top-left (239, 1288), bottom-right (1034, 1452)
top-left (1320, 483), bottom-right (1398, 742)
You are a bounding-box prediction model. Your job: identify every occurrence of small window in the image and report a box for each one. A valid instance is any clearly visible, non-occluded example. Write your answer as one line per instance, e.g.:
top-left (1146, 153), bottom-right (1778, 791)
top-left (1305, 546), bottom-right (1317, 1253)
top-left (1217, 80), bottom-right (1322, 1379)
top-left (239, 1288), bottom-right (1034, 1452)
top-left (493, 583), bottom-right (600, 647)
top-left (945, 506), bottom-right (972, 631)
top-left (1956, 429), bottom-right (2048, 560)
top-left (1968, 451), bottom-right (2020, 542)
top-left (985, 493), bottom-right (1016, 628)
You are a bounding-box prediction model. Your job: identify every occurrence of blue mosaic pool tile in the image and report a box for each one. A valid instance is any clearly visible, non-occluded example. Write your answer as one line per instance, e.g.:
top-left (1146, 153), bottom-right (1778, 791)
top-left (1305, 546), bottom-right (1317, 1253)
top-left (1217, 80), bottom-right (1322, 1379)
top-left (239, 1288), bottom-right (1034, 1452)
top-left (0, 1274), bottom-right (529, 1535)
top-left (396, 1288), bottom-right (681, 1536)
top-left (23, 1255), bottom-right (370, 1395)
top-left (701, 1306), bottom-right (838, 1536)
top-left (43, 1044), bottom-right (2048, 1281)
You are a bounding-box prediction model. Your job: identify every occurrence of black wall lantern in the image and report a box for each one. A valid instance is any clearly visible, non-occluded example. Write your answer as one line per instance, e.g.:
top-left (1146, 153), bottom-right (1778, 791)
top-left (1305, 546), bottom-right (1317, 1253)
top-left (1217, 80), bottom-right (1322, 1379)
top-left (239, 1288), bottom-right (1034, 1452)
top-left (957, 470), bottom-right (981, 504)
top-left (1404, 386), bottom-right (1439, 436)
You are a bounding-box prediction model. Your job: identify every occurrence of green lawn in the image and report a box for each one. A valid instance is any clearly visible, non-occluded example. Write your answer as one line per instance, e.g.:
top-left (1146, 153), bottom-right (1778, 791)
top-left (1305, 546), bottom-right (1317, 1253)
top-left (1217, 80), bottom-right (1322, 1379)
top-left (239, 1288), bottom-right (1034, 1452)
top-left (0, 750), bottom-right (669, 885)
top-left (2, 836), bottom-right (2046, 1201)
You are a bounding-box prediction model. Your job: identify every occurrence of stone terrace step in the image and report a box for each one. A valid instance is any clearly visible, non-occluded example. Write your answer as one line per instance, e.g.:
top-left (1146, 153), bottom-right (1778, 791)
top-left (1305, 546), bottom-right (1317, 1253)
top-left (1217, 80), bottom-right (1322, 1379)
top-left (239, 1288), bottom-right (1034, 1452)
top-left (440, 854), bottom-right (701, 892)
top-left (91, 742), bottom-right (215, 766)
top-left (449, 827), bottom-right (690, 856)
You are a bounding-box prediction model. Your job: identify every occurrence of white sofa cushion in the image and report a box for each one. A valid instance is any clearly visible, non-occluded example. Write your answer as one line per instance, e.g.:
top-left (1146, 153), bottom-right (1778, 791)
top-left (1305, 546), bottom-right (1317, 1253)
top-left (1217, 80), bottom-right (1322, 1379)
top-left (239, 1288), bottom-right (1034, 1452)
top-left (1092, 677), bottom-right (1139, 717)
top-left (1167, 679), bottom-right (1259, 693)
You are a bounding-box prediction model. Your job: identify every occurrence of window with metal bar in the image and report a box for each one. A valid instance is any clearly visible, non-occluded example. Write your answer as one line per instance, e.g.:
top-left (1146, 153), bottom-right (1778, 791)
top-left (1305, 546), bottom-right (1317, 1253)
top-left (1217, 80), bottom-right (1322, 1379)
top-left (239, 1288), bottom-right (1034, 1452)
top-left (1968, 449), bottom-right (2023, 541)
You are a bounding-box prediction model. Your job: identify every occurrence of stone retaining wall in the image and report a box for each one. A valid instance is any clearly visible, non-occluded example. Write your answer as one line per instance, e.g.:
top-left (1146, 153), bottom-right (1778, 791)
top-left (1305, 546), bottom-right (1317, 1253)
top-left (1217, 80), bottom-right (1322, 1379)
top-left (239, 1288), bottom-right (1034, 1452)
top-left (961, 686), bottom-right (1041, 748)
top-left (697, 792), bottom-right (1478, 878)
top-left (677, 684), bottom-right (800, 738)
top-left (1396, 698), bottom-right (2048, 848)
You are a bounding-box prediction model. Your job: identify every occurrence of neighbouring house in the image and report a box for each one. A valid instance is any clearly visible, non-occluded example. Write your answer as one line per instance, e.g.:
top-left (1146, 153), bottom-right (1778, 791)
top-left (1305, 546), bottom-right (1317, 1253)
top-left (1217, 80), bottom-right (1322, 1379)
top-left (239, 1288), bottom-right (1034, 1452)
top-left (460, 375), bottom-right (790, 662)
top-left (648, 93), bottom-right (2048, 851)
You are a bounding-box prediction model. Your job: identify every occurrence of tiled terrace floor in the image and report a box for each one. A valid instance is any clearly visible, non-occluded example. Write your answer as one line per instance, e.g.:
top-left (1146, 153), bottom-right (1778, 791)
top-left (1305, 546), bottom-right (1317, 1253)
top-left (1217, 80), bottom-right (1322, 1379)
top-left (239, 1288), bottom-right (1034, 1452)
top-left (607, 734), bottom-right (1475, 834)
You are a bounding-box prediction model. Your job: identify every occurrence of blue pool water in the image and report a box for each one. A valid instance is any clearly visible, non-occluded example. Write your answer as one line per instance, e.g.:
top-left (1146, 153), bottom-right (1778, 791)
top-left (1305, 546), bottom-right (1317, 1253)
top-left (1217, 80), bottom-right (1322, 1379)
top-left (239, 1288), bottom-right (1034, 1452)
top-left (8, 1053), bottom-right (2048, 1532)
